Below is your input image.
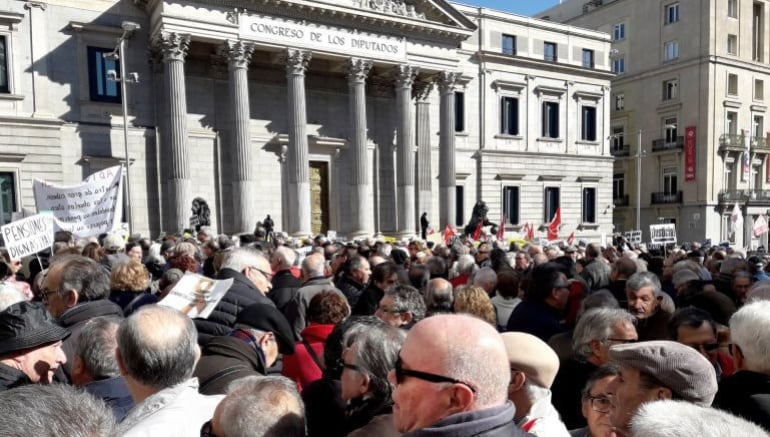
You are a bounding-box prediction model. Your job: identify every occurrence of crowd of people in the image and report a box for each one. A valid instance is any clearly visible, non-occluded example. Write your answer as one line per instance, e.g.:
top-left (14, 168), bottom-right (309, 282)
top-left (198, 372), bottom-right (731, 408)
top-left (0, 226), bottom-right (768, 437)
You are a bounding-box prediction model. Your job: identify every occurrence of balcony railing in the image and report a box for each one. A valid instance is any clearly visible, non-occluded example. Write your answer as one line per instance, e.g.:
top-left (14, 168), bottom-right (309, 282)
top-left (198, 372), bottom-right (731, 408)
top-left (651, 136), bottom-right (684, 152)
top-left (718, 133), bottom-right (770, 153)
top-left (651, 191), bottom-right (683, 204)
top-left (610, 144), bottom-right (630, 157)
top-left (613, 195), bottom-right (630, 206)
top-left (718, 189), bottom-right (770, 204)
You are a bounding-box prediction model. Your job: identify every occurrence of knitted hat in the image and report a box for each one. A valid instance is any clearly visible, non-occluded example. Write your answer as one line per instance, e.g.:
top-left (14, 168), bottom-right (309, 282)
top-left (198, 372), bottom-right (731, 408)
top-left (501, 332), bottom-right (560, 388)
top-left (0, 301), bottom-right (70, 356)
top-left (609, 340), bottom-right (718, 406)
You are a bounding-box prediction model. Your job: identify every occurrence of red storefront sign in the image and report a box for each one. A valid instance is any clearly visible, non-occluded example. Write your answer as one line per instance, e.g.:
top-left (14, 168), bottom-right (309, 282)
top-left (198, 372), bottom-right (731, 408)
top-left (685, 126), bottom-right (696, 181)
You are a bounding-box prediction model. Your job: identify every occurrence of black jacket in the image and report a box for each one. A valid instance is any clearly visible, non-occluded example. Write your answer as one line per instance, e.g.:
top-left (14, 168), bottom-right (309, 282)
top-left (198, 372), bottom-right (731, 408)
top-left (303, 378), bottom-right (346, 437)
top-left (551, 358), bottom-right (598, 429)
top-left (268, 269), bottom-right (301, 315)
top-left (713, 370), bottom-right (770, 430)
top-left (506, 300), bottom-right (566, 342)
top-left (83, 376), bottom-right (134, 421)
top-left (352, 283), bottom-right (385, 316)
top-left (0, 362), bottom-right (31, 391)
top-left (59, 299), bottom-right (124, 379)
top-left (193, 335), bottom-right (267, 395)
top-left (335, 275), bottom-right (366, 308)
top-left (194, 268), bottom-right (275, 345)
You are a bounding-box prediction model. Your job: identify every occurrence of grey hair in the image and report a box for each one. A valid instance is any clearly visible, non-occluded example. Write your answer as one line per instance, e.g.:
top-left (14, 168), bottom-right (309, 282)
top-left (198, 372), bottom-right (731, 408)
top-left (748, 280), bottom-right (770, 303)
top-left (116, 305), bottom-right (199, 389)
top-left (273, 246), bottom-right (297, 270)
top-left (55, 256), bottom-right (110, 301)
top-left (221, 247), bottom-right (265, 273)
top-left (577, 290), bottom-right (619, 318)
top-left (626, 271), bottom-right (662, 296)
top-left (76, 316), bottom-right (122, 380)
top-left (0, 383), bottom-right (115, 436)
top-left (343, 323), bottom-right (406, 401)
top-left (424, 278), bottom-right (453, 313)
top-left (573, 308), bottom-right (636, 358)
top-left (377, 243), bottom-right (392, 257)
top-left (630, 400), bottom-right (769, 437)
top-left (302, 253), bottom-right (326, 278)
top-left (218, 375), bottom-right (305, 437)
top-left (456, 255), bottom-right (476, 276)
top-left (0, 283), bottom-right (26, 311)
top-left (384, 284), bottom-right (426, 322)
top-left (472, 267), bottom-right (497, 292)
top-left (729, 300), bottom-right (770, 374)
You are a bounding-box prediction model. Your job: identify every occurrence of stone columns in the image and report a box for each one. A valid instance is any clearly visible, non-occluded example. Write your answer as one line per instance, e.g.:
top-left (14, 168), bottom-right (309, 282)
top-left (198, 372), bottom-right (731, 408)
top-left (25, 2), bottom-right (52, 118)
top-left (284, 49), bottom-right (313, 238)
top-left (414, 80), bottom-right (433, 229)
top-left (395, 65), bottom-right (419, 238)
top-left (158, 33), bottom-right (191, 232)
top-left (438, 71), bottom-right (461, 228)
top-left (224, 40), bottom-right (255, 233)
top-left (347, 58), bottom-right (373, 238)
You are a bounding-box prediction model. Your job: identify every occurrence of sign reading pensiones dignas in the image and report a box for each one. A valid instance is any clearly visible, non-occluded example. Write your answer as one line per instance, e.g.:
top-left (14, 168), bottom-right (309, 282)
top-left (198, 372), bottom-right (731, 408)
top-left (649, 224), bottom-right (677, 246)
top-left (239, 14), bottom-right (407, 63)
top-left (624, 230), bottom-right (642, 245)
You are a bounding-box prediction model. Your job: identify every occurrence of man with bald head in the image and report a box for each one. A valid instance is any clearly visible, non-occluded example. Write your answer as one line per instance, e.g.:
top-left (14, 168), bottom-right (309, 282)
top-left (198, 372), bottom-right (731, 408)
top-left (284, 251), bottom-right (344, 339)
top-left (389, 314), bottom-right (534, 436)
top-left (116, 305), bottom-right (223, 436)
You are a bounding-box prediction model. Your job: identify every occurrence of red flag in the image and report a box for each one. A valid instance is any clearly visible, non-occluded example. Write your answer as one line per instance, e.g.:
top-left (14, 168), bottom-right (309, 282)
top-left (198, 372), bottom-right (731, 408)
top-left (567, 231), bottom-right (575, 245)
top-left (443, 225), bottom-right (456, 245)
top-left (547, 207), bottom-right (561, 241)
top-left (472, 219), bottom-right (483, 241)
top-left (497, 214), bottom-right (506, 240)
top-left (522, 222), bottom-right (533, 241)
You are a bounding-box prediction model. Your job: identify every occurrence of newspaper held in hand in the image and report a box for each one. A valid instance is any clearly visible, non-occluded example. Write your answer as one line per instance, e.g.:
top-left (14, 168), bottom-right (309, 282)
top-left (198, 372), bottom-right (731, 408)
top-left (159, 272), bottom-right (233, 319)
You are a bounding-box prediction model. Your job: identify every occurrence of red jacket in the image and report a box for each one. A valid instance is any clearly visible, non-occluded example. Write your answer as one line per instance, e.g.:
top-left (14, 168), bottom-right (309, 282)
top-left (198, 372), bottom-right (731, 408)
top-left (282, 324), bottom-right (335, 391)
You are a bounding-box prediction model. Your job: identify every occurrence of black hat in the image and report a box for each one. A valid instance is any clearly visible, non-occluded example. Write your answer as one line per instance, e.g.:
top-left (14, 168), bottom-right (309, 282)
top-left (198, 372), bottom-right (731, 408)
top-left (236, 303), bottom-right (295, 355)
top-left (0, 301), bottom-right (70, 357)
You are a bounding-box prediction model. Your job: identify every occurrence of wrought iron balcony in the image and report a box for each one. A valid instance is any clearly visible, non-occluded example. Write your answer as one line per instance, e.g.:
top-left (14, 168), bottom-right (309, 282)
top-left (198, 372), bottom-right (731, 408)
top-left (651, 191), bottom-right (683, 204)
top-left (651, 136), bottom-right (684, 152)
top-left (719, 133), bottom-right (770, 153)
top-left (613, 195), bottom-right (630, 206)
top-left (610, 144), bottom-right (630, 157)
top-left (718, 189), bottom-right (770, 204)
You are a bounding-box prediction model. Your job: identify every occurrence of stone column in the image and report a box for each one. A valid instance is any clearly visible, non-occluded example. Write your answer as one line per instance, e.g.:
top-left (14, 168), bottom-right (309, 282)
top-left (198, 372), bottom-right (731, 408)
top-left (347, 58), bottom-right (373, 238)
top-left (158, 33), bottom-right (191, 232)
top-left (414, 80), bottom-right (433, 229)
top-left (284, 49), bottom-right (313, 237)
top-left (395, 65), bottom-right (419, 238)
top-left (25, 2), bottom-right (52, 118)
top-left (438, 71), bottom-right (461, 228)
top-left (224, 40), bottom-right (255, 233)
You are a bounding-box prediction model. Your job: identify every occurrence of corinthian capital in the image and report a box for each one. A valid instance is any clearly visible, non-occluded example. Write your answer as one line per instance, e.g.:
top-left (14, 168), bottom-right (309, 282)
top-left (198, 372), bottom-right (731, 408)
top-left (436, 71), bottom-right (461, 94)
top-left (223, 40), bottom-right (255, 69)
top-left (346, 58), bottom-right (373, 83)
top-left (394, 65), bottom-right (419, 89)
top-left (284, 49), bottom-right (312, 76)
top-left (156, 33), bottom-right (190, 63)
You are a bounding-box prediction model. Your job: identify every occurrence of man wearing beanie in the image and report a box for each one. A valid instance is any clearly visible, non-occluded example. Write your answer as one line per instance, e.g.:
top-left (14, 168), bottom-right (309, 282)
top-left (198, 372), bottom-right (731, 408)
top-left (0, 301), bottom-right (70, 390)
top-left (502, 332), bottom-right (570, 436)
top-left (607, 340), bottom-right (718, 436)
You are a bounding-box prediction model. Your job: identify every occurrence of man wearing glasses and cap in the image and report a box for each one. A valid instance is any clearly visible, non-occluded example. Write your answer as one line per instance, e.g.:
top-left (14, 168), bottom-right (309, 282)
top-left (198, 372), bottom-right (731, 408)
top-left (388, 314), bottom-right (535, 436)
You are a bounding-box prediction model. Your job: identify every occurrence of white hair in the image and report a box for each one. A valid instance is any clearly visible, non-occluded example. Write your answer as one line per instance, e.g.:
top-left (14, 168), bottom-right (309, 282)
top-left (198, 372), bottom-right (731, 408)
top-left (0, 283), bottom-right (26, 311)
top-left (456, 255), bottom-right (476, 276)
top-left (747, 280), bottom-right (770, 303)
top-left (630, 400), bottom-right (768, 437)
top-left (273, 246), bottom-right (297, 270)
top-left (221, 248), bottom-right (264, 272)
top-left (377, 243), bottom-right (392, 257)
top-left (572, 308), bottom-right (636, 358)
top-left (219, 375), bottom-right (305, 437)
top-left (729, 300), bottom-right (770, 374)
top-left (472, 267), bottom-right (497, 293)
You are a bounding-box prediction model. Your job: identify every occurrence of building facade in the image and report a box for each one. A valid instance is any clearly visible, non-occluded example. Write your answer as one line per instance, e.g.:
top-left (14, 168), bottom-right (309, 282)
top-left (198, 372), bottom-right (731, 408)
top-left (540, 0), bottom-right (770, 248)
top-left (0, 0), bottom-right (612, 241)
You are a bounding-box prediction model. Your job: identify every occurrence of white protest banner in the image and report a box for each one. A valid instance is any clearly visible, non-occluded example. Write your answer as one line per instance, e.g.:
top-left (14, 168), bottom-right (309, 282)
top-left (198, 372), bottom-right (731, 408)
top-left (649, 224), bottom-right (677, 246)
top-left (624, 230), bottom-right (643, 245)
top-left (33, 166), bottom-right (123, 238)
top-left (158, 272), bottom-right (233, 319)
top-left (0, 213), bottom-right (54, 258)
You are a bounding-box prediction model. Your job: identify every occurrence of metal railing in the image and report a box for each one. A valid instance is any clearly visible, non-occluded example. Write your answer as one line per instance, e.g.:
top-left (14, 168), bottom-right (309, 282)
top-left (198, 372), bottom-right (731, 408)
top-left (651, 191), bottom-right (683, 204)
top-left (651, 136), bottom-right (684, 152)
top-left (613, 195), bottom-right (630, 206)
top-left (610, 144), bottom-right (630, 157)
top-left (718, 189), bottom-right (770, 203)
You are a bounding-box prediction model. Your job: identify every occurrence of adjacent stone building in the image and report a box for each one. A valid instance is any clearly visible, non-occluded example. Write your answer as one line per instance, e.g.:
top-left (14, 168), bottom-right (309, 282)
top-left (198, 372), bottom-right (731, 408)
top-left (0, 0), bottom-right (612, 241)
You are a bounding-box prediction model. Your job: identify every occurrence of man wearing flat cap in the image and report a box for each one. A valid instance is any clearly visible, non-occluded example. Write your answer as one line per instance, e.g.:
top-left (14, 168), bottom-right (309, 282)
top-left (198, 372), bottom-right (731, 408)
top-left (0, 301), bottom-right (70, 390)
top-left (193, 303), bottom-right (295, 395)
top-left (502, 332), bottom-right (570, 436)
top-left (607, 340), bottom-right (718, 436)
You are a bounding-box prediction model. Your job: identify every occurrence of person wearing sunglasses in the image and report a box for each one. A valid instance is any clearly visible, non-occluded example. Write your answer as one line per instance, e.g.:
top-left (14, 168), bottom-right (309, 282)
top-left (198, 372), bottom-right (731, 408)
top-left (388, 314), bottom-right (535, 437)
top-left (669, 306), bottom-right (733, 380)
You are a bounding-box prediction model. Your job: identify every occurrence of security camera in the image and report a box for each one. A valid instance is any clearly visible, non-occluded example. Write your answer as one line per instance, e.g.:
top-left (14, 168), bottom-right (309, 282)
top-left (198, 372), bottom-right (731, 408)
top-left (128, 72), bottom-right (139, 83)
top-left (106, 70), bottom-right (118, 82)
top-left (121, 21), bottom-right (141, 33)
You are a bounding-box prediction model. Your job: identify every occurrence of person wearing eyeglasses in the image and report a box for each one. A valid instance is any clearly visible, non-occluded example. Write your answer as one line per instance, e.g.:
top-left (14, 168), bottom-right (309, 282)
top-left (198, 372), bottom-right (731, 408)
top-left (669, 307), bottom-right (734, 381)
top-left (501, 332), bottom-right (570, 436)
top-left (388, 314), bottom-right (535, 437)
top-left (568, 365), bottom-right (619, 437)
top-left (339, 321), bottom-right (405, 436)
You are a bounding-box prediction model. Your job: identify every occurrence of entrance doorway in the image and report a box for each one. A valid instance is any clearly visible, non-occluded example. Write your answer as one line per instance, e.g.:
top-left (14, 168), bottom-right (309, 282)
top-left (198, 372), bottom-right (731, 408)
top-left (309, 161), bottom-right (330, 235)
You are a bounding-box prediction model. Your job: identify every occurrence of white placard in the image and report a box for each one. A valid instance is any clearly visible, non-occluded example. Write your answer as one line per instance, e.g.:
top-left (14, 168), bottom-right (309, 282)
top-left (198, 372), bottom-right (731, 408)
top-left (33, 166), bottom-right (123, 238)
top-left (649, 224), bottom-right (677, 246)
top-left (624, 230), bottom-right (643, 245)
top-left (159, 272), bottom-right (234, 319)
top-left (0, 213), bottom-right (54, 258)
top-left (240, 14), bottom-right (407, 62)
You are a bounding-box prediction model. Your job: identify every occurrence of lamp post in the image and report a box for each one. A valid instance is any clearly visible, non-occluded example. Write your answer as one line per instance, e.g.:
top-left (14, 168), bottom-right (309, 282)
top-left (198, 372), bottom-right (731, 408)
top-left (105, 21), bottom-right (140, 235)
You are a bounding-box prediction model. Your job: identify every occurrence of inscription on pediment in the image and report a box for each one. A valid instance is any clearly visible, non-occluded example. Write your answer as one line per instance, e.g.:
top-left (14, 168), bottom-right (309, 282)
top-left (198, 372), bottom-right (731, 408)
top-left (352, 0), bottom-right (426, 19)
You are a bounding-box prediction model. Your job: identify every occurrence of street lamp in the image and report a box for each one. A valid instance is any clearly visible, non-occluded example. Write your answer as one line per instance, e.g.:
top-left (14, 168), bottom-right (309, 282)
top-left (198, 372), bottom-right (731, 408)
top-left (105, 21), bottom-right (140, 235)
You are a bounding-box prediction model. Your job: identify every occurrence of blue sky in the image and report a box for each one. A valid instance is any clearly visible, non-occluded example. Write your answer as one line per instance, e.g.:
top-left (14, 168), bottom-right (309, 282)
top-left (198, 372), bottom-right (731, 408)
top-left (464, 0), bottom-right (563, 17)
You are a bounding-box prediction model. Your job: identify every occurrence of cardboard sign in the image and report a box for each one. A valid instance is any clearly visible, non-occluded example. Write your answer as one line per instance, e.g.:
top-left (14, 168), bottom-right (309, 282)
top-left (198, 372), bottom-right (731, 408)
top-left (624, 230), bottom-right (643, 245)
top-left (650, 224), bottom-right (677, 246)
top-left (0, 213), bottom-right (54, 258)
top-left (33, 166), bottom-right (123, 238)
top-left (159, 273), bottom-right (234, 319)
